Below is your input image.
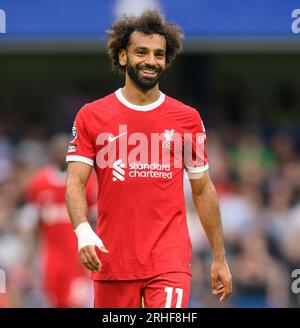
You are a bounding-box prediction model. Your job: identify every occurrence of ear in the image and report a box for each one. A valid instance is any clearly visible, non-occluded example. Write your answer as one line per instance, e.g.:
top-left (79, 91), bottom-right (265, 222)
top-left (118, 49), bottom-right (127, 67)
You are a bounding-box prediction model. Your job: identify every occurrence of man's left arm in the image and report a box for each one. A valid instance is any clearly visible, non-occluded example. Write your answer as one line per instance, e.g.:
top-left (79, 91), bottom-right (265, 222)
top-left (189, 171), bottom-right (232, 302)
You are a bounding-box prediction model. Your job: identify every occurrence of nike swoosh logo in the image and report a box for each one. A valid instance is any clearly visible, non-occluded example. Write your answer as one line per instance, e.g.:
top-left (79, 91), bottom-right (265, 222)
top-left (108, 132), bottom-right (128, 142)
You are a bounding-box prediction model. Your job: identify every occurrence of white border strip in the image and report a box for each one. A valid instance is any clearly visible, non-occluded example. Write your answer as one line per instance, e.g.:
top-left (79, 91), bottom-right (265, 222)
top-left (66, 155), bottom-right (94, 166)
top-left (115, 88), bottom-right (165, 111)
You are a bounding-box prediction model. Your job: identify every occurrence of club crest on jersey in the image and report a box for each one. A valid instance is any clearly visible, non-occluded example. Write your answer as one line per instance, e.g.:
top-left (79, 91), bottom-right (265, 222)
top-left (162, 129), bottom-right (175, 149)
top-left (70, 122), bottom-right (77, 143)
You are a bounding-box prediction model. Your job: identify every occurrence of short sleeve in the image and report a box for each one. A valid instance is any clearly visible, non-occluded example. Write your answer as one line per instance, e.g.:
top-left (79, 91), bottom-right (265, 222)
top-left (66, 105), bottom-right (95, 166)
top-left (184, 110), bottom-right (209, 178)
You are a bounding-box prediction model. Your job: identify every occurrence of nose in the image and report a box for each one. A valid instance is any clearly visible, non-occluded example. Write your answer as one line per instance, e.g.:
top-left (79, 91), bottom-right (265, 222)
top-left (145, 53), bottom-right (157, 66)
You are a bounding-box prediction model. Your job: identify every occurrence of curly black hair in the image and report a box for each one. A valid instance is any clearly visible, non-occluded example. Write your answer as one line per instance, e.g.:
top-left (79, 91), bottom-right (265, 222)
top-left (107, 10), bottom-right (184, 72)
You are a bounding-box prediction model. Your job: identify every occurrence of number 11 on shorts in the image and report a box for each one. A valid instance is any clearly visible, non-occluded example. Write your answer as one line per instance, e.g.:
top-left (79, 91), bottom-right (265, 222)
top-left (164, 287), bottom-right (183, 308)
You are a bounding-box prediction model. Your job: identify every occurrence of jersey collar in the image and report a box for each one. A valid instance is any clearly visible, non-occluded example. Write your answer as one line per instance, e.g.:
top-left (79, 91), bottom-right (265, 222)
top-left (115, 88), bottom-right (165, 111)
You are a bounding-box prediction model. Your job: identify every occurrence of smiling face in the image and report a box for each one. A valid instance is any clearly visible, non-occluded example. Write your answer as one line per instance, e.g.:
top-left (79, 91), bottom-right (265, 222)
top-left (119, 31), bottom-right (167, 91)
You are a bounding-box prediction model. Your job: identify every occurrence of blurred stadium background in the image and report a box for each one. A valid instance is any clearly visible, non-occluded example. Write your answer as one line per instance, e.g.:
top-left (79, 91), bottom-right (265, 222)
top-left (0, 0), bottom-right (300, 307)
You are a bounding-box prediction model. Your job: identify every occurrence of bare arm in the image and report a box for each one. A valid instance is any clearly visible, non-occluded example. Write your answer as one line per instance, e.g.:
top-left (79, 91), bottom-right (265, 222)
top-left (66, 161), bottom-right (108, 272)
top-left (66, 161), bottom-right (92, 229)
top-left (189, 171), bottom-right (232, 302)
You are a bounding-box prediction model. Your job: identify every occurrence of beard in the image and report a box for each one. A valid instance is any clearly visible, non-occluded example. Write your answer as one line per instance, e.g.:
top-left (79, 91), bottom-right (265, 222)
top-left (126, 61), bottom-right (164, 91)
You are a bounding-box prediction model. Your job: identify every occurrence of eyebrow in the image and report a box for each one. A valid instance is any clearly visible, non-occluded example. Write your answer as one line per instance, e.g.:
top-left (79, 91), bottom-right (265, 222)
top-left (134, 47), bottom-right (166, 54)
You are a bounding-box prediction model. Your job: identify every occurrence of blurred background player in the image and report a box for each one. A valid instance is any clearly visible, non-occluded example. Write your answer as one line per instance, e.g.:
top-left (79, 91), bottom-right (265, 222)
top-left (19, 134), bottom-right (97, 307)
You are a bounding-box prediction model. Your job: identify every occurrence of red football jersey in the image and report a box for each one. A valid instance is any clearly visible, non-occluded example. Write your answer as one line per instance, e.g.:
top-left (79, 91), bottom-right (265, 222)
top-left (66, 89), bottom-right (209, 280)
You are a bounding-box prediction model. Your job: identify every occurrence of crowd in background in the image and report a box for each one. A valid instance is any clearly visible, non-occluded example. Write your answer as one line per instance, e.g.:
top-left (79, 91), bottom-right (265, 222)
top-left (0, 93), bottom-right (299, 308)
top-left (186, 127), bottom-right (300, 307)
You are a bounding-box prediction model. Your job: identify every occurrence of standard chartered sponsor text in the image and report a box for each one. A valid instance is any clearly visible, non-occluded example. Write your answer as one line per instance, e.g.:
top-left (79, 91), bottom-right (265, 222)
top-left (129, 162), bottom-right (172, 179)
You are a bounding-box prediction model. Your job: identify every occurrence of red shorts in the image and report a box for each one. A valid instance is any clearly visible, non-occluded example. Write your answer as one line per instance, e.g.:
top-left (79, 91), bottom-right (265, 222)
top-left (94, 272), bottom-right (191, 308)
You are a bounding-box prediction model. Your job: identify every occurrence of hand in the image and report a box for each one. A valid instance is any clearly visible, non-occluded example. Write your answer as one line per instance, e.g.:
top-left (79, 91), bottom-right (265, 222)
top-left (211, 258), bottom-right (232, 302)
top-left (79, 244), bottom-right (109, 272)
top-left (75, 222), bottom-right (109, 272)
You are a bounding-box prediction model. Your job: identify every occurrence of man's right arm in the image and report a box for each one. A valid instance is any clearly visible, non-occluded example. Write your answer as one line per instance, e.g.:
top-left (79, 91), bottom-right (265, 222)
top-left (66, 161), bottom-right (108, 272)
top-left (66, 161), bottom-right (92, 229)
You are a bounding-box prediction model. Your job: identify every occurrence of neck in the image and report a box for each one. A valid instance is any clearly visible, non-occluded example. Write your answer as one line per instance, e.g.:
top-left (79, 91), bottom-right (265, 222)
top-left (122, 76), bottom-right (160, 106)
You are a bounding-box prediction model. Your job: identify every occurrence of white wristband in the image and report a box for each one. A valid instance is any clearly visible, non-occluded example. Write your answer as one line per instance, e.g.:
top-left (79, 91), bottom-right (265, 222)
top-left (75, 222), bottom-right (104, 252)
